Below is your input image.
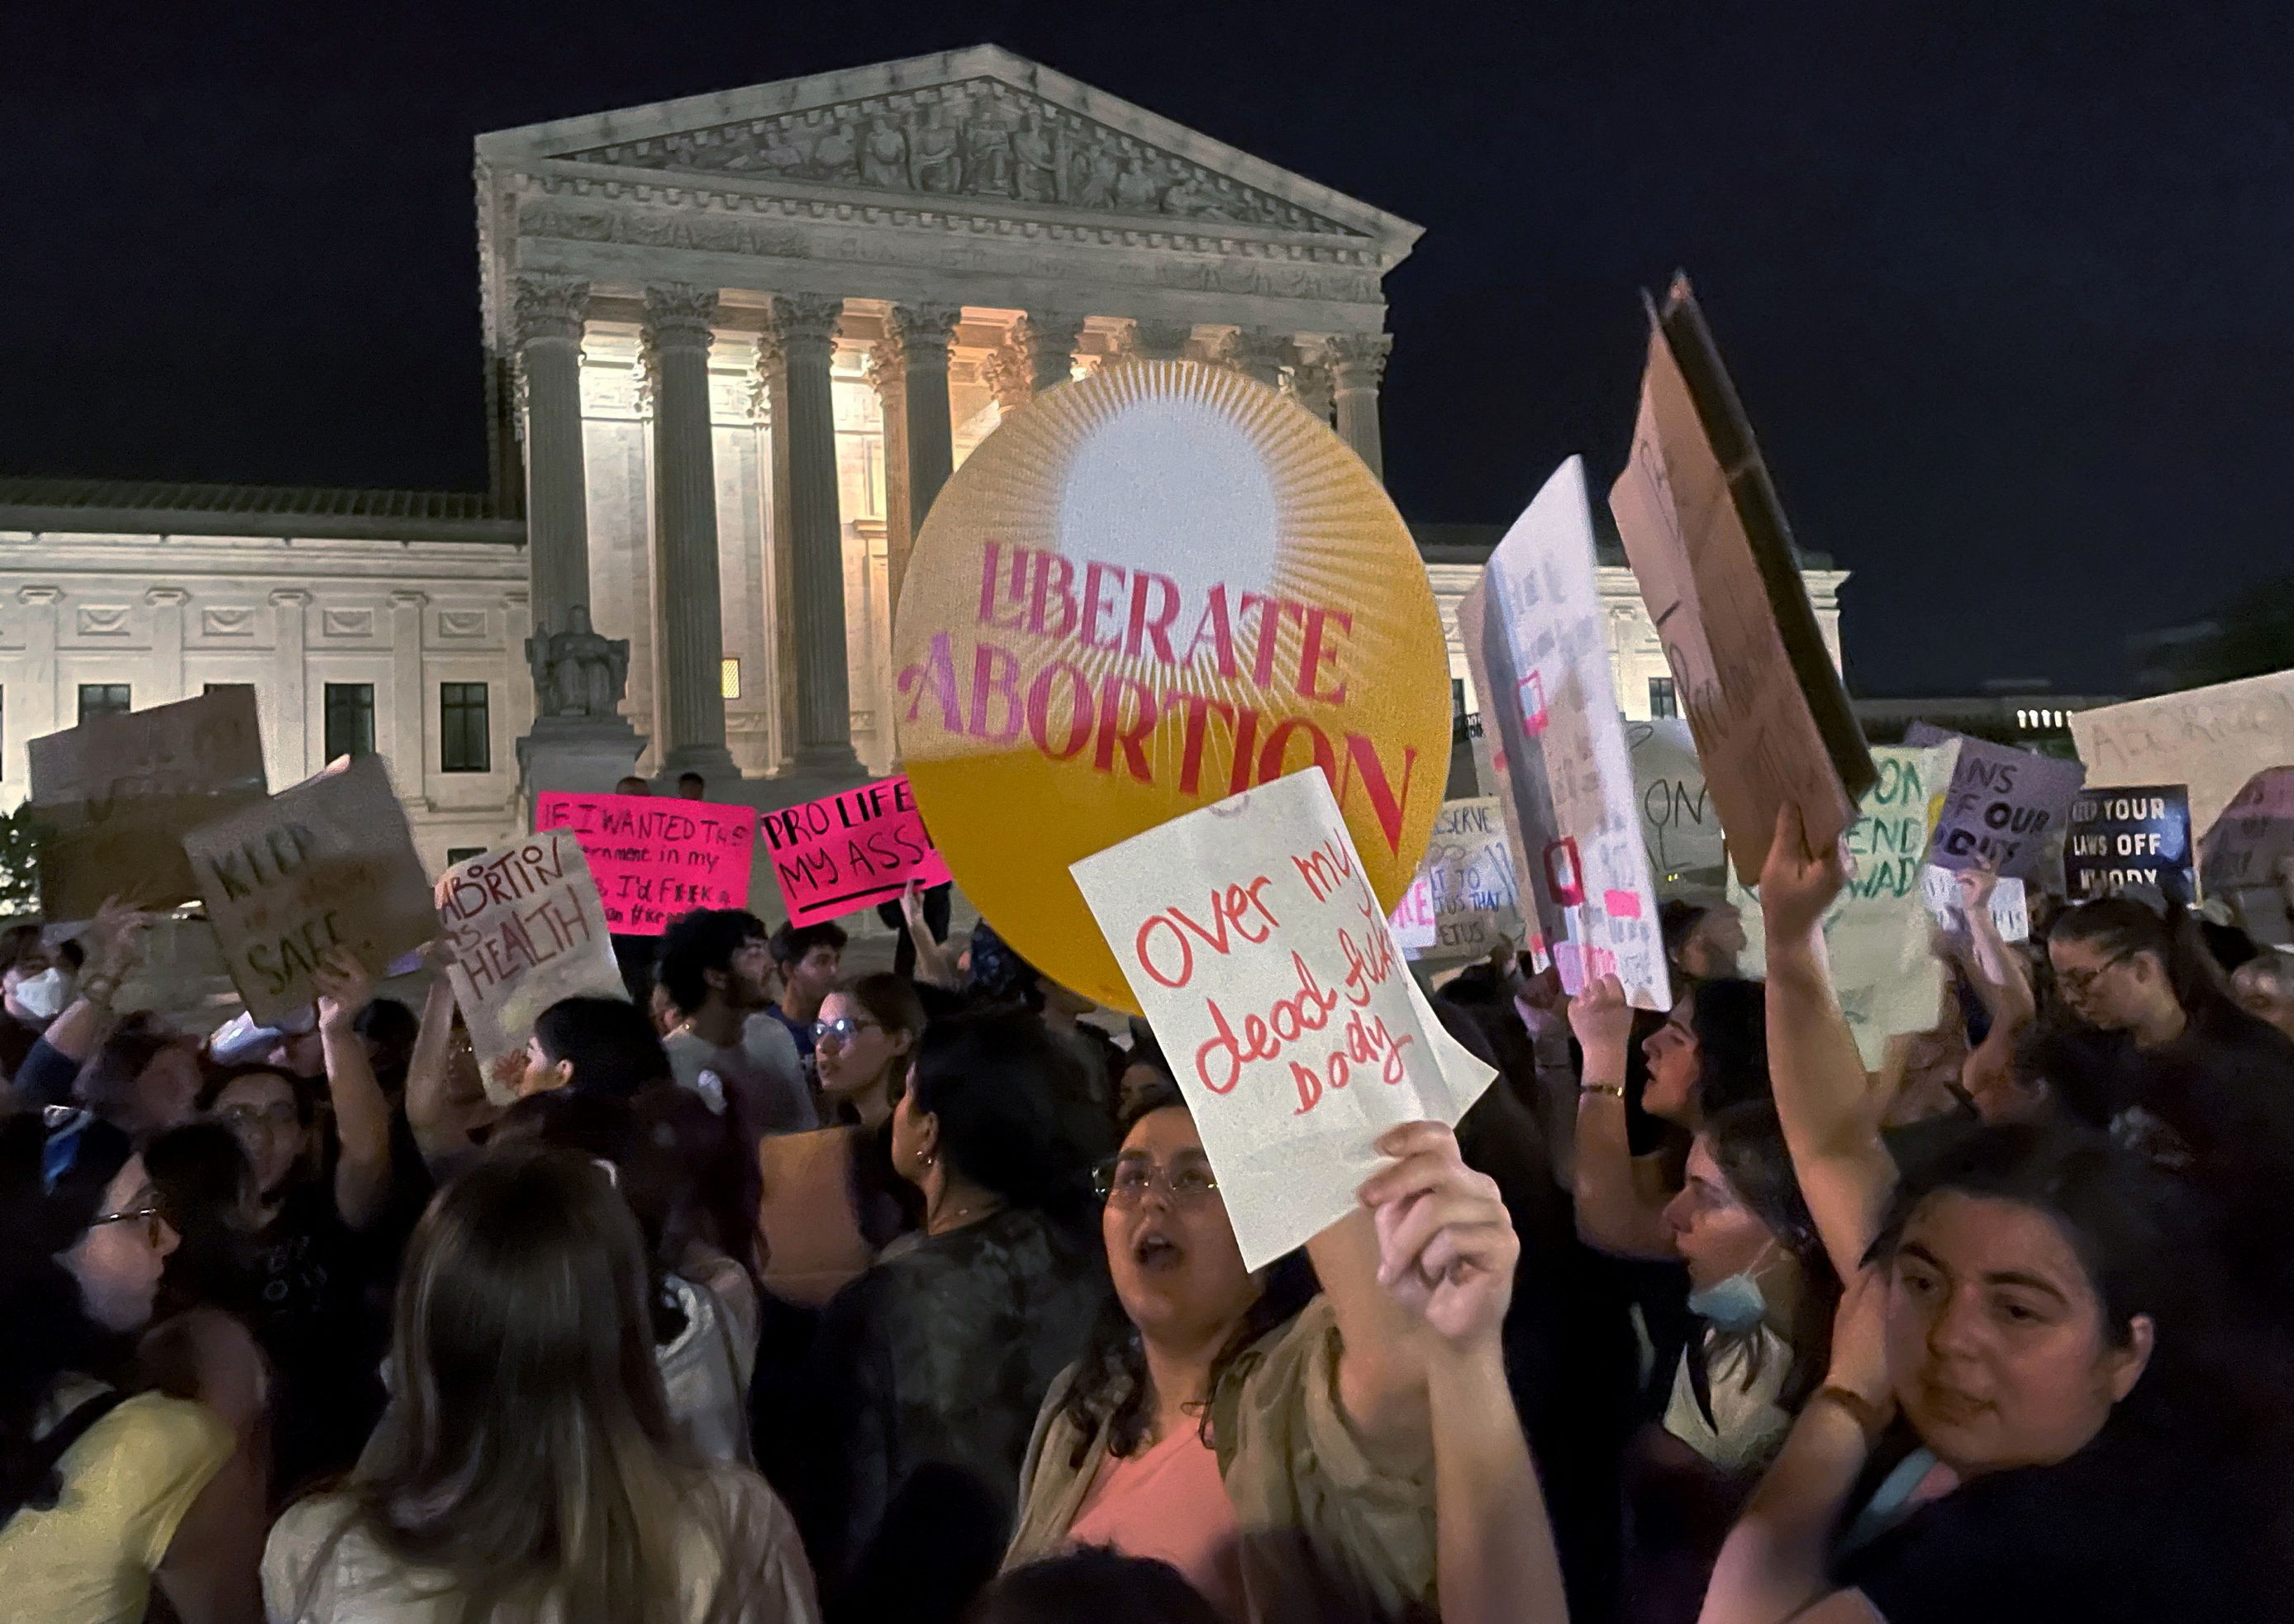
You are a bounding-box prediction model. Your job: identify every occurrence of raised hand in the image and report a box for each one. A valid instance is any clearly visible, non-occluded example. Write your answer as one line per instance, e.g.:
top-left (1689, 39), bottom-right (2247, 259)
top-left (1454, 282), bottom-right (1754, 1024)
top-left (1359, 1121), bottom-right (1519, 1351)
top-left (1566, 971), bottom-right (1634, 1058)
top-left (1759, 802), bottom-right (1849, 943)
top-left (312, 947), bottom-right (377, 1035)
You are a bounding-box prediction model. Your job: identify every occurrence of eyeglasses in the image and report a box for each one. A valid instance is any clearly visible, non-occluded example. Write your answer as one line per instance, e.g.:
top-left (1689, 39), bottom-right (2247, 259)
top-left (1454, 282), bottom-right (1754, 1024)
top-left (90, 1206), bottom-right (169, 1248)
top-left (811, 1016), bottom-right (883, 1046)
top-left (1092, 1156), bottom-right (1221, 1207)
top-left (218, 1101), bottom-right (299, 1131)
top-left (2056, 951), bottom-right (2133, 999)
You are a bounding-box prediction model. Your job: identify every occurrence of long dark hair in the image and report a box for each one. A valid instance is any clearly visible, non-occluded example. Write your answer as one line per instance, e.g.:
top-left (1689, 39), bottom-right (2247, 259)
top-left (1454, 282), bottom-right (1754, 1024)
top-left (1691, 977), bottom-right (1771, 1117)
top-left (1691, 1102), bottom-right (1840, 1428)
top-left (532, 998), bottom-right (673, 1098)
top-left (1059, 1078), bottom-right (1317, 1469)
top-left (2049, 898), bottom-right (2257, 1036)
top-left (0, 1111), bottom-right (129, 1521)
top-left (911, 1012), bottom-right (1079, 1210)
top-left (313, 1147), bottom-right (754, 1624)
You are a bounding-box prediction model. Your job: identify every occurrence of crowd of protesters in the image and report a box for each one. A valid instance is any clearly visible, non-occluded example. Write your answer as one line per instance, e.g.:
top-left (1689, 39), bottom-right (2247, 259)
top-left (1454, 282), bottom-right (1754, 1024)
top-left (3, 788), bottom-right (2294, 1624)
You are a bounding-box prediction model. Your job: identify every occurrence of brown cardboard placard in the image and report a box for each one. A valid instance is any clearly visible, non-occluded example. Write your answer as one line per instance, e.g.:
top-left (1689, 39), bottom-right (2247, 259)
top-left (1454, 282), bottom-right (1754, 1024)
top-left (27, 688), bottom-right (269, 920)
top-left (2068, 669), bottom-right (2294, 840)
top-left (1609, 276), bottom-right (1873, 884)
top-left (181, 754), bottom-right (437, 1025)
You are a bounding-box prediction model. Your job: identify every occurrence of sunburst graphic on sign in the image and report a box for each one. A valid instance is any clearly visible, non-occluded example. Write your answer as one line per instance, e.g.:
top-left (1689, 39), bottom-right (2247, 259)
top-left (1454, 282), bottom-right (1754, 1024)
top-left (892, 359), bottom-right (1452, 1012)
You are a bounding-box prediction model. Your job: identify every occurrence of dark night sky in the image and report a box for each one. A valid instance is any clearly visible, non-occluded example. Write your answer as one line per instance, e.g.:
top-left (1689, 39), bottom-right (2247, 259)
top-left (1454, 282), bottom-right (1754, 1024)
top-left (8, 1), bottom-right (2292, 696)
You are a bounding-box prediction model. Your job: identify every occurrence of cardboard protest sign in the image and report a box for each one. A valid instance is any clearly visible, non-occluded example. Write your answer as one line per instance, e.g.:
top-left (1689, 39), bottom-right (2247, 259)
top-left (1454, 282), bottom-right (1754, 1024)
top-left (1920, 866), bottom-right (2030, 942)
top-left (892, 360), bottom-right (1452, 1012)
top-left (2199, 767), bottom-right (2294, 944)
top-left (1459, 576), bottom-right (1561, 962)
top-left (1387, 798), bottom-right (1522, 961)
top-left (1735, 743), bottom-right (1958, 1067)
top-left (760, 774), bottom-right (952, 927)
top-left (28, 688), bottom-right (269, 921)
top-left (1070, 768), bottom-right (1495, 1270)
top-left (534, 793), bottom-right (759, 936)
top-left (1609, 276), bottom-right (1873, 887)
top-left (436, 833), bottom-right (626, 1093)
top-left (181, 754), bottom-right (435, 1026)
top-left (1468, 458), bottom-right (1670, 1007)
top-left (1630, 718), bottom-right (1724, 892)
top-left (1902, 723), bottom-right (2086, 879)
top-left (2067, 669), bottom-right (2294, 838)
top-left (2065, 785), bottom-right (2194, 905)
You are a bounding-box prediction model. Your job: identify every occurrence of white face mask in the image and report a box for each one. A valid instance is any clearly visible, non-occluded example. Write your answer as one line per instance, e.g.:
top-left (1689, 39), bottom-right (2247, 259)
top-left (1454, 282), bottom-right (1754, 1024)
top-left (12, 967), bottom-right (71, 1023)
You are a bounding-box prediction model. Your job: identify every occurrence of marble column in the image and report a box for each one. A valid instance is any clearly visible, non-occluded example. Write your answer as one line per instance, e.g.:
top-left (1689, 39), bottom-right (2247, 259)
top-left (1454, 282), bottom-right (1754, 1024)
top-left (1226, 328), bottom-right (1294, 388)
top-left (770, 292), bottom-right (864, 777)
top-left (270, 589), bottom-right (311, 781)
top-left (871, 302), bottom-right (961, 620)
top-left (1287, 340), bottom-right (1336, 424)
top-left (512, 274), bottom-right (593, 643)
top-left (1021, 312), bottom-right (1088, 397)
top-left (642, 283), bottom-right (739, 782)
top-left (1121, 319), bottom-right (1197, 362)
top-left (145, 588), bottom-right (188, 704)
top-left (1327, 333), bottom-right (1392, 482)
top-left (754, 332), bottom-right (801, 774)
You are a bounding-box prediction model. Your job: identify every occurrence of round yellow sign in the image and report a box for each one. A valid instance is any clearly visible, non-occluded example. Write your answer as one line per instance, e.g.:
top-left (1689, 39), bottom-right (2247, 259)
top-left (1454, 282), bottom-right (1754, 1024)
top-left (892, 360), bottom-right (1452, 1013)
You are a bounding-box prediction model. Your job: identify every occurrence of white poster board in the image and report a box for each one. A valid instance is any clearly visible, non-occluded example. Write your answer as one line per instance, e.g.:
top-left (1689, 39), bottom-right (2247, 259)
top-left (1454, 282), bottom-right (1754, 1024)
top-left (1071, 768), bottom-right (1495, 1269)
top-left (1920, 865), bottom-right (2030, 942)
top-left (2068, 669), bottom-right (2294, 839)
top-left (1630, 717), bottom-right (1724, 891)
top-left (1387, 798), bottom-right (1523, 961)
top-left (1473, 458), bottom-right (1671, 1008)
top-left (436, 833), bottom-right (629, 1095)
top-left (1735, 742), bottom-right (1959, 1067)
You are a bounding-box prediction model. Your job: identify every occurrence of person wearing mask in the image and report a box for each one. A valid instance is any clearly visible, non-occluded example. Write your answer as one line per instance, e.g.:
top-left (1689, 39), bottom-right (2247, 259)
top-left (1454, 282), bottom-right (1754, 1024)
top-left (263, 1146), bottom-right (818, 1623)
top-left (0, 922), bottom-right (69, 1079)
top-left (755, 974), bottom-right (926, 1307)
top-left (1568, 973), bottom-right (1771, 1257)
top-left (0, 1115), bottom-right (264, 1622)
top-left (1627, 1104), bottom-right (1839, 1623)
top-left (657, 910), bottom-right (815, 1145)
top-left (202, 949), bottom-right (394, 1497)
top-left (12, 899), bottom-right (155, 1109)
top-left (765, 921), bottom-right (846, 1072)
top-left (1002, 1080), bottom-right (1504, 1624)
top-left (805, 1013), bottom-right (1102, 1612)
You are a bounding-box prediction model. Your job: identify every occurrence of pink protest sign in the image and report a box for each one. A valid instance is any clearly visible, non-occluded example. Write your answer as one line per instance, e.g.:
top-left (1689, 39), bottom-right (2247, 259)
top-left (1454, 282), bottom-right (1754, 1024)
top-left (534, 793), bottom-right (758, 936)
top-left (762, 774), bottom-right (953, 927)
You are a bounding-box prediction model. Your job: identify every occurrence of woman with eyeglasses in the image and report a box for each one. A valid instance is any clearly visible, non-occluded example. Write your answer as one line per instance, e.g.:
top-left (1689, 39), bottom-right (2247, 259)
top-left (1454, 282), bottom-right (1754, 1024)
top-left (1002, 1074), bottom-right (1558, 1624)
top-left (0, 1112), bottom-right (264, 1622)
top-left (797, 1012), bottom-right (1102, 1617)
top-left (199, 949), bottom-right (396, 1500)
top-left (754, 974), bottom-right (927, 1308)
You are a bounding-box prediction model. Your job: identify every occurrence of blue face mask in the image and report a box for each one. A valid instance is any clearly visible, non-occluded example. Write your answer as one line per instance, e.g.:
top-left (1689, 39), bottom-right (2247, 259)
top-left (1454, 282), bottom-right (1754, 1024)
top-left (1688, 1253), bottom-right (1773, 1332)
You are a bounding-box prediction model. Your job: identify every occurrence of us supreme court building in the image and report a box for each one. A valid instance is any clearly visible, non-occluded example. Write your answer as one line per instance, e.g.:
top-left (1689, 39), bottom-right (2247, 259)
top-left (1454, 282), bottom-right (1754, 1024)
top-left (0, 46), bottom-right (1844, 873)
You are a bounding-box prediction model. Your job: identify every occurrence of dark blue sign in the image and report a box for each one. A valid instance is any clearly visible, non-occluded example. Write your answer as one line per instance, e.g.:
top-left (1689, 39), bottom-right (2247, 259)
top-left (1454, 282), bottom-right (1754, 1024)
top-left (2064, 783), bottom-right (2193, 905)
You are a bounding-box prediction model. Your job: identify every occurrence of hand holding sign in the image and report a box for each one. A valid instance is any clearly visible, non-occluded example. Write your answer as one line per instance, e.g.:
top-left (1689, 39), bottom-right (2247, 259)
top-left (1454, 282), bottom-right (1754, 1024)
top-left (1359, 1121), bottom-right (1516, 1348)
top-left (1070, 768), bottom-right (1493, 1269)
top-left (1759, 802), bottom-right (1851, 944)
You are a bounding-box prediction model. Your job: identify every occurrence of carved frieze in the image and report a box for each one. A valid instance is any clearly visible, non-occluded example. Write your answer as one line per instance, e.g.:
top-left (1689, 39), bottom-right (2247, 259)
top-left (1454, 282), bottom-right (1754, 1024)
top-left (557, 79), bottom-right (1360, 237)
top-left (321, 607), bottom-right (377, 639)
top-left (202, 607), bottom-right (256, 637)
top-left (75, 606), bottom-right (131, 637)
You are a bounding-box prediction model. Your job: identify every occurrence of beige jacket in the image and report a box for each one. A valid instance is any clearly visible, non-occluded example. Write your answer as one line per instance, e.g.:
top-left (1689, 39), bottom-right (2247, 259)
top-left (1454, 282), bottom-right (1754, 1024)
top-left (1004, 1297), bottom-right (1438, 1624)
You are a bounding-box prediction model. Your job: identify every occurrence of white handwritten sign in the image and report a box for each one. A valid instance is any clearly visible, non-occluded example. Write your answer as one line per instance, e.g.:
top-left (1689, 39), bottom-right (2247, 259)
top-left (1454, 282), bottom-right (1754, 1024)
top-left (436, 833), bottom-right (628, 1095)
top-left (2068, 669), bottom-right (2294, 839)
top-left (1471, 458), bottom-right (1672, 1009)
top-left (1734, 743), bottom-right (1958, 1067)
top-left (1071, 769), bottom-right (1495, 1269)
top-left (1901, 723), bottom-right (2085, 879)
top-left (182, 755), bottom-right (437, 1026)
top-left (1920, 866), bottom-right (2030, 942)
top-left (1630, 717), bottom-right (1723, 890)
top-left (1387, 798), bottom-right (1523, 961)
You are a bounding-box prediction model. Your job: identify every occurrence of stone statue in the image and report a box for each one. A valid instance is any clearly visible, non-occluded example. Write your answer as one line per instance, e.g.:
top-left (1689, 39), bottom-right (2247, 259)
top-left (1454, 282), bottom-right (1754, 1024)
top-left (1113, 158), bottom-right (1158, 212)
top-left (526, 605), bottom-right (631, 721)
top-left (1012, 113), bottom-right (1058, 202)
top-left (909, 104), bottom-right (961, 193)
top-left (1075, 145), bottom-right (1119, 208)
top-left (811, 123), bottom-right (857, 181)
top-left (964, 110), bottom-right (1015, 195)
top-left (860, 115), bottom-right (908, 188)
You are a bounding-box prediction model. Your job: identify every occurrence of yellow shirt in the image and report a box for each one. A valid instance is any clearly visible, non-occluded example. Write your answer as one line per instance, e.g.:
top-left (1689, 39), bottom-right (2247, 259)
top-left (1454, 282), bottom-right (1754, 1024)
top-left (0, 1379), bottom-right (234, 1624)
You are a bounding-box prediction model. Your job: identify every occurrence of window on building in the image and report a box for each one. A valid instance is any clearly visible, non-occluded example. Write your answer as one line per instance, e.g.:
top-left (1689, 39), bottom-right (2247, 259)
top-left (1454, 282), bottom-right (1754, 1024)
top-left (202, 682), bottom-right (255, 698)
top-left (721, 657), bottom-right (742, 700)
top-left (78, 684), bottom-right (131, 723)
top-left (1648, 676), bottom-right (1679, 719)
top-left (445, 846), bottom-right (485, 866)
top-left (324, 683), bottom-right (375, 762)
top-left (440, 683), bottom-right (491, 773)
